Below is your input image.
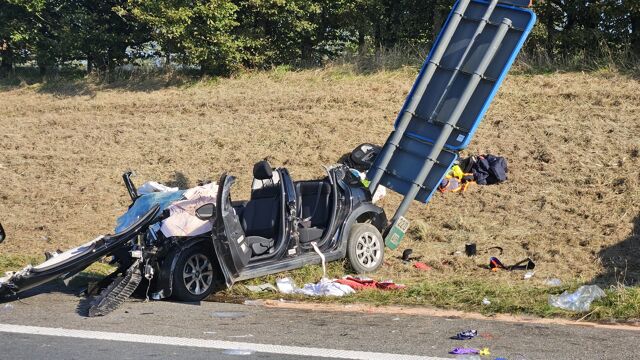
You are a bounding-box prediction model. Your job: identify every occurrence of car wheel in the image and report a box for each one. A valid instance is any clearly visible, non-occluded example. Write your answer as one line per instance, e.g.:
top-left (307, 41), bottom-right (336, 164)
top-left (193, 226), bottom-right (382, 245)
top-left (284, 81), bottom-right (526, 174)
top-left (347, 223), bottom-right (384, 274)
top-left (172, 246), bottom-right (216, 302)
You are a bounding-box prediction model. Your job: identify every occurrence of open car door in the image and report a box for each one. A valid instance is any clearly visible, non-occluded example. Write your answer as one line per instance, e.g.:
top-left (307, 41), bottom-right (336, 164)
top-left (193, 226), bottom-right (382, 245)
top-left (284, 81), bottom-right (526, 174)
top-left (213, 174), bottom-right (251, 287)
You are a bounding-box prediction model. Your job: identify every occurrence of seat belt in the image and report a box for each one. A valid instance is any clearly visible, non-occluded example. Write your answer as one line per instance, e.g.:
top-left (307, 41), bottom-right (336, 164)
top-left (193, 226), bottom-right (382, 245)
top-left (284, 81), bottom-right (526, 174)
top-left (300, 183), bottom-right (323, 228)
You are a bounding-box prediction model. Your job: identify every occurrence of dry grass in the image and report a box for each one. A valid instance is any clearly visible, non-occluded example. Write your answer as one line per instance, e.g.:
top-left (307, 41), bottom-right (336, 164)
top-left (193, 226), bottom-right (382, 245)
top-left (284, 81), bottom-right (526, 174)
top-left (1, 65), bottom-right (639, 314)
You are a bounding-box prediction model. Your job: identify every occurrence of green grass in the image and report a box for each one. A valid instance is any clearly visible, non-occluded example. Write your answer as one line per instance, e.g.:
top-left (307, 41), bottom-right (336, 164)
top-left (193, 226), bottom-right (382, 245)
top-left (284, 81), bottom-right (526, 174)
top-left (217, 262), bottom-right (640, 322)
top-left (2, 253), bottom-right (637, 322)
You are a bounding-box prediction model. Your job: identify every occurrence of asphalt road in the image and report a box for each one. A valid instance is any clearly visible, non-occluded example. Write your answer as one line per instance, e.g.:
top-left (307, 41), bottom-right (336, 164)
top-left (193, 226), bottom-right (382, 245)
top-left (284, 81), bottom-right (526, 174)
top-left (0, 286), bottom-right (638, 360)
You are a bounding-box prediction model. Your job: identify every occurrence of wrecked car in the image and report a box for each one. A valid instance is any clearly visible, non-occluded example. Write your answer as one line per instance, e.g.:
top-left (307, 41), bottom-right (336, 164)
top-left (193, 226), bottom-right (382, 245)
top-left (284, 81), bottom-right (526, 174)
top-left (0, 160), bottom-right (387, 315)
top-left (1, 0), bottom-right (537, 316)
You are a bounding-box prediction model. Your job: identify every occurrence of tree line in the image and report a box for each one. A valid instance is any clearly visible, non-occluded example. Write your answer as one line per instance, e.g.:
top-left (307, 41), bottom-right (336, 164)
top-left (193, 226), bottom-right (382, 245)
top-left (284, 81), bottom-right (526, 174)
top-left (1, 0), bottom-right (638, 76)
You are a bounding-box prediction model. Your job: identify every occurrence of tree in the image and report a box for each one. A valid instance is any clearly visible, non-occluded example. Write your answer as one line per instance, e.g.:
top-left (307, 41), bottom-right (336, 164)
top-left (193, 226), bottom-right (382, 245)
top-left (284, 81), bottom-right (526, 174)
top-left (0, 0), bottom-right (36, 75)
top-left (120, 0), bottom-right (241, 75)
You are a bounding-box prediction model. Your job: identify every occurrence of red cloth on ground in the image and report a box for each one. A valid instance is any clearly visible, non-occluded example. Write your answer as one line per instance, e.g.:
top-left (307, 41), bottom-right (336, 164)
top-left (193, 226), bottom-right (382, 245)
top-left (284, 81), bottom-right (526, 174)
top-left (413, 262), bottom-right (432, 271)
top-left (335, 276), bottom-right (406, 291)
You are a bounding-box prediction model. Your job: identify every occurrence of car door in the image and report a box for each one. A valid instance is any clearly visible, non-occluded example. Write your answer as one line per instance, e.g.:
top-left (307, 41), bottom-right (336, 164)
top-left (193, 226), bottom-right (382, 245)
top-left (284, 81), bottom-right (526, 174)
top-left (213, 174), bottom-right (251, 287)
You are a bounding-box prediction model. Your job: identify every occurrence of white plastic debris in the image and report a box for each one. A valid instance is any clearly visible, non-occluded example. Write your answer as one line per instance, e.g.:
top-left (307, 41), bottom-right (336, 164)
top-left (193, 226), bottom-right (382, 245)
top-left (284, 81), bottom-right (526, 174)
top-left (548, 285), bottom-right (606, 312)
top-left (482, 297), bottom-right (491, 306)
top-left (372, 185), bottom-right (387, 203)
top-left (137, 181), bottom-right (179, 195)
top-left (276, 278), bottom-right (296, 294)
top-left (276, 277), bottom-right (355, 297)
top-left (296, 278), bottom-right (355, 297)
top-left (523, 271), bottom-right (535, 280)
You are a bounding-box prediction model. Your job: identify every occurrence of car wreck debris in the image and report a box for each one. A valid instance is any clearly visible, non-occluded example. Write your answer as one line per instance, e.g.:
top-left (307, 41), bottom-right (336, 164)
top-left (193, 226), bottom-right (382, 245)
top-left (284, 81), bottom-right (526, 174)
top-left (1, 161), bottom-right (388, 315)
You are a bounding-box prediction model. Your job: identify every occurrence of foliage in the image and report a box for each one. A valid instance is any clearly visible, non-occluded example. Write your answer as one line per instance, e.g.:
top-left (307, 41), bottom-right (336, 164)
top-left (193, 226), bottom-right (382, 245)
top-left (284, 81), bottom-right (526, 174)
top-left (119, 0), bottom-right (241, 75)
top-left (0, 0), bottom-right (638, 76)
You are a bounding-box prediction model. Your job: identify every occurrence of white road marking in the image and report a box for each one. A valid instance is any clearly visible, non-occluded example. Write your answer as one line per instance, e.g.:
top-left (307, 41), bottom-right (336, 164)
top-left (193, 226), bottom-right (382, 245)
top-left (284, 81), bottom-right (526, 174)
top-left (0, 323), bottom-right (450, 360)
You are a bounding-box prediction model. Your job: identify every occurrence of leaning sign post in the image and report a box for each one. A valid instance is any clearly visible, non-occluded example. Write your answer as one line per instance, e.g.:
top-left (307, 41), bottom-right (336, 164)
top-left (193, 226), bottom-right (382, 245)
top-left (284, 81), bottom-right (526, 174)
top-left (366, 0), bottom-right (537, 249)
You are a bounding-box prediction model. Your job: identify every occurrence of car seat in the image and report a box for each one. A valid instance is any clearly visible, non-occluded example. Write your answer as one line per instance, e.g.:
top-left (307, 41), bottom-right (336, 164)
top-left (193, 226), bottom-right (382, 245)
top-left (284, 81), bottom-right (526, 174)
top-left (241, 161), bottom-right (281, 255)
top-left (295, 180), bottom-right (332, 243)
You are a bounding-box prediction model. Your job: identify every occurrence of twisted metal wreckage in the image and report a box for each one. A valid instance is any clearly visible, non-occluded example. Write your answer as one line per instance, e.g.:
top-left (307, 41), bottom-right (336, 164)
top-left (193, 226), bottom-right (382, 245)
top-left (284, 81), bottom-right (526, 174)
top-left (0, 0), bottom-right (536, 316)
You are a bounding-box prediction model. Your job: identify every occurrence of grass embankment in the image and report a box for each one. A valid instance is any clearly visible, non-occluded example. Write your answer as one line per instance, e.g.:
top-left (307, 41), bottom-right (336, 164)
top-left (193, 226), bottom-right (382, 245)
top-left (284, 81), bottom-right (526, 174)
top-left (0, 65), bottom-right (638, 321)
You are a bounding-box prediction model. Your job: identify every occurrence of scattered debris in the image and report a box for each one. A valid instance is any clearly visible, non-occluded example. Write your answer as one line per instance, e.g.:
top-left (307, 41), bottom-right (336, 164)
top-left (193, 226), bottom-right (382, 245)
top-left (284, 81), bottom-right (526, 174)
top-left (523, 271), bottom-right (535, 280)
top-left (276, 278), bottom-right (296, 294)
top-left (335, 276), bottom-right (406, 291)
top-left (296, 279), bottom-right (355, 297)
top-left (545, 278), bottom-right (562, 287)
top-left (489, 257), bottom-right (535, 271)
top-left (400, 248), bottom-right (423, 263)
top-left (450, 347), bottom-right (479, 355)
top-left (276, 277), bottom-right (355, 297)
top-left (438, 164), bottom-right (475, 193)
top-left (465, 243), bottom-right (477, 256)
top-left (451, 329), bottom-right (478, 340)
top-left (479, 347), bottom-right (490, 356)
top-left (245, 283), bottom-right (278, 293)
top-left (461, 154), bottom-right (508, 185)
top-left (413, 262), bottom-right (432, 271)
top-left (482, 297), bottom-right (491, 306)
top-left (548, 285), bottom-right (606, 312)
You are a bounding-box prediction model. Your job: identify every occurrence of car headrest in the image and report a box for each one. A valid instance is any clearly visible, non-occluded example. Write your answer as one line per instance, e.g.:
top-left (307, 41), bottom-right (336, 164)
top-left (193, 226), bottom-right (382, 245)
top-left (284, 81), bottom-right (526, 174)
top-left (253, 160), bottom-right (273, 180)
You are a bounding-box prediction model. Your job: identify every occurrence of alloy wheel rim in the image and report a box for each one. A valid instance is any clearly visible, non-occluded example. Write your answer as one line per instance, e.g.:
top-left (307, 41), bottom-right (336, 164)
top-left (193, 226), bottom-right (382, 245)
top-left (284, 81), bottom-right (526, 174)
top-left (183, 254), bottom-right (214, 295)
top-left (355, 231), bottom-right (382, 269)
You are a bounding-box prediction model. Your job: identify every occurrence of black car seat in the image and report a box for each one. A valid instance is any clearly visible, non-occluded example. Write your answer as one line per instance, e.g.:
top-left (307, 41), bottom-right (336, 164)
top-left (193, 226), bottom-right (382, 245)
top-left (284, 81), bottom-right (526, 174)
top-left (295, 180), bottom-right (332, 243)
top-left (241, 161), bottom-right (281, 256)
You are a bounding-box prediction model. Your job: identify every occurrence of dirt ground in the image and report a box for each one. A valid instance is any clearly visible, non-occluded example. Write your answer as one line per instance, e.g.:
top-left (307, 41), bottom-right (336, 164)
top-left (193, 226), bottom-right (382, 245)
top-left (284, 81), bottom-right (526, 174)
top-left (0, 67), bottom-right (638, 289)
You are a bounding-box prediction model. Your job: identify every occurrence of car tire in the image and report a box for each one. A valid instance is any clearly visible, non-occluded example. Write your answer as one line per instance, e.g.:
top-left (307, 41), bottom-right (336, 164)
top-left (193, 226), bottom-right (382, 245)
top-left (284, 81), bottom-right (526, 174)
top-left (172, 246), bottom-right (217, 302)
top-left (347, 223), bottom-right (384, 274)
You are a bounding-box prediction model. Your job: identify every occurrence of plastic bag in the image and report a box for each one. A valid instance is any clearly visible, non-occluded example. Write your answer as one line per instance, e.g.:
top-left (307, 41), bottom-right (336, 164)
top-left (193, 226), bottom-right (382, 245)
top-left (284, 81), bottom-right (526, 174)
top-left (548, 285), bottom-right (606, 312)
top-left (276, 277), bottom-right (296, 294)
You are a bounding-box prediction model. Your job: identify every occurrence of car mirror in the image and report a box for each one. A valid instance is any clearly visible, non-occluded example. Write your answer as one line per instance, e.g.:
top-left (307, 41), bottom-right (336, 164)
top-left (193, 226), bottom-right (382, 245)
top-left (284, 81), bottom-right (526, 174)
top-left (0, 223), bottom-right (5, 244)
top-left (195, 203), bottom-right (216, 221)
